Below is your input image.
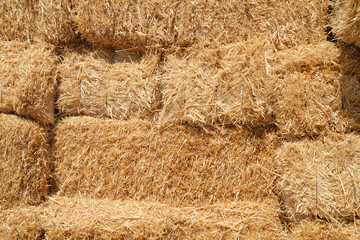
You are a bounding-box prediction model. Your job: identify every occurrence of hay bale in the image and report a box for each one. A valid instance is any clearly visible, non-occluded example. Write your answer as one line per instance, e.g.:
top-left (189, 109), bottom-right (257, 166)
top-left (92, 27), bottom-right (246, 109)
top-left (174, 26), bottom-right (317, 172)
top-left (0, 197), bottom-right (285, 239)
top-left (54, 116), bottom-right (278, 205)
top-left (0, 0), bottom-right (38, 41)
top-left (160, 41), bottom-right (347, 136)
top-left (0, 114), bottom-right (51, 209)
top-left (37, 0), bottom-right (79, 44)
top-left (159, 40), bottom-right (274, 126)
top-left (288, 219), bottom-right (359, 239)
top-left (0, 41), bottom-right (57, 125)
top-left (276, 132), bottom-right (360, 223)
top-left (57, 46), bottom-right (160, 120)
top-left (330, 0), bottom-right (360, 47)
top-left (267, 41), bottom-right (348, 138)
top-left (74, 0), bottom-right (328, 49)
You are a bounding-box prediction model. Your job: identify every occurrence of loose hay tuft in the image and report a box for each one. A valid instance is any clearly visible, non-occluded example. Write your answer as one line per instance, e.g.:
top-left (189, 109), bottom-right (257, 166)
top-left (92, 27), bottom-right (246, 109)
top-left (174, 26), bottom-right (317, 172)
top-left (276, 132), bottom-right (360, 223)
top-left (74, 0), bottom-right (328, 49)
top-left (0, 114), bottom-right (51, 209)
top-left (0, 41), bottom-right (57, 125)
top-left (0, 197), bottom-right (285, 239)
top-left (57, 45), bottom-right (160, 120)
top-left (54, 116), bottom-right (278, 205)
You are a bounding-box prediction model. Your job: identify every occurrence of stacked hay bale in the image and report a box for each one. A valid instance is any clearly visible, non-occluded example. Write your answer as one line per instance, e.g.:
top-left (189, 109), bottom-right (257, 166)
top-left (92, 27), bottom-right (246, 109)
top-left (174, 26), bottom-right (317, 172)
top-left (53, 117), bottom-right (278, 205)
top-left (276, 132), bottom-right (360, 223)
top-left (0, 114), bottom-right (51, 209)
top-left (73, 0), bottom-right (328, 50)
top-left (56, 44), bottom-right (161, 120)
top-left (0, 41), bottom-right (57, 125)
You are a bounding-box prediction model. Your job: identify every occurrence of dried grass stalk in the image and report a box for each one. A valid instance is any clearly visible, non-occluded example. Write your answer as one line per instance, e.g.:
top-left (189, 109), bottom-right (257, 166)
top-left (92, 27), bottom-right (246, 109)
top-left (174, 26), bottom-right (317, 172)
top-left (0, 0), bottom-right (38, 41)
top-left (0, 41), bottom-right (57, 125)
top-left (0, 197), bottom-right (285, 239)
top-left (74, 0), bottom-right (327, 49)
top-left (57, 46), bottom-right (160, 120)
top-left (159, 40), bottom-right (274, 126)
top-left (54, 116), bottom-right (278, 205)
top-left (267, 41), bottom-right (348, 138)
top-left (37, 0), bottom-right (79, 44)
top-left (0, 114), bottom-right (51, 209)
top-left (276, 132), bottom-right (360, 223)
top-left (331, 0), bottom-right (360, 47)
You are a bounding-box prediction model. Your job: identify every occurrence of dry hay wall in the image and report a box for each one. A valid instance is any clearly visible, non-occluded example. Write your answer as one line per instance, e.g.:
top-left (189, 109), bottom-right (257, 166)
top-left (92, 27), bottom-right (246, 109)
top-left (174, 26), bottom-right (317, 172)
top-left (0, 0), bottom-right (78, 44)
top-left (0, 197), bottom-right (284, 240)
top-left (331, 0), bottom-right (360, 48)
top-left (74, 0), bottom-right (328, 49)
top-left (276, 132), bottom-right (360, 223)
top-left (0, 41), bottom-right (57, 125)
top-left (0, 114), bottom-right (51, 209)
top-left (160, 40), bottom-right (347, 137)
top-left (57, 46), bottom-right (160, 120)
top-left (54, 116), bottom-right (278, 205)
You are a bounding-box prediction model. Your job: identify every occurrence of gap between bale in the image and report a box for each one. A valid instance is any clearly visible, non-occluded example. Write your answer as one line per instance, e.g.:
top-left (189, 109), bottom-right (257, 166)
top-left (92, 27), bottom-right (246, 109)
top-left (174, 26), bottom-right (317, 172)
top-left (0, 196), bottom-right (285, 239)
top-left (0, 41), bottom-right (57, 125)
top-left (56, 44), bottom-right (161, 120)
top-left (275, 132), bottom-right (360, 224)
top-left (54, 116), bottom-right (279, 205)
top-left (0, 114), bottom-right (52, 209)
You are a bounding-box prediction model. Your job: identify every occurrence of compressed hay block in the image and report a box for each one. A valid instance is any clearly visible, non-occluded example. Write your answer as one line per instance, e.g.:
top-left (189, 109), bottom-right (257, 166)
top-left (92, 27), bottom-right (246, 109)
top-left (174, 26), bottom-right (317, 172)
top-left (57, 46), bottom-right (160, 120)
top-left (331, 0), bottom-right (360, 48)
top-left (0, 0), bottom-right (78, 44)
top-left (54, 116), bottom-right (278, 205)
top-left (0, 114), bottom-right (51, 209)
top-left (288, 219), bottom-right (360, 239)
top-left (276, 132), bottom-right (360, 223)
top-left (160, 41), bottom-right (348, 137)
top-left (0, 0), bottom-right (38, 41)
top-left (37, 0), bottom-right (79, 44)
top-left (159, 40), bottom-right (274, 126)
top-left (0, 41), bottom-right (57, 125)
top-left (74, 0), bottom-right (327, 49)
top-left (0, 197), bottom-right (285, 239)
top-left (267, 41), bottom-right (348, 138)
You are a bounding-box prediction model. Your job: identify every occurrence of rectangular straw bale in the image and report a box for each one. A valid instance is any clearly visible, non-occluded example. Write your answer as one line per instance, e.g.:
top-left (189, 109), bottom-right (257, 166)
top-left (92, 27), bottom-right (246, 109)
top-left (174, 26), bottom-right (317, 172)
top-left (54, 116), bottom-right (278, 205)
top-left (0, 0), bottom-right (38, 41)
top-left (74, 0), bottom-right (328, 49)
top-left (288, 219), bottom-right (360, 240)
top-left (0, 114), bottom-right (51, 209)
top-left (0, 41), bottom-right (57, 125)
top-left (37, 0), bottom-right (79, 44)
top-left (276, 132), bottom-right (360, 223)
top-left (267, 42), bottom-right (348, 138)
top-left (0, 197), bottom-right (285, 239)
top-left (57, 46), bottom-right (160, 120)
top-left (330, 0), bottom-right (360, 48)
top-left (159, 40), bottom-right (274, 126)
